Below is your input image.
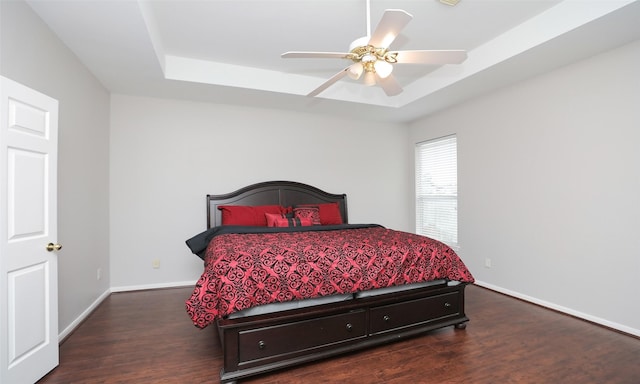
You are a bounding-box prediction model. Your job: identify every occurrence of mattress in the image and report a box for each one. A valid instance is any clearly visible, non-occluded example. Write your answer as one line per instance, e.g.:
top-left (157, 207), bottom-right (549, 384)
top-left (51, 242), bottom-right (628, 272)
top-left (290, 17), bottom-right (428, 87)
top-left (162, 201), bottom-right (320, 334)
top-left (227, 279), bottom-right (454, 319)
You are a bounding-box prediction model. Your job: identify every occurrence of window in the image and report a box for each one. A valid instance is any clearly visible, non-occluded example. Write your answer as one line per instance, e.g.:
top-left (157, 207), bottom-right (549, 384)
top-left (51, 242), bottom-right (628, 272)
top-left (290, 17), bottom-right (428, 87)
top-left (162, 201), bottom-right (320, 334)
top-left (415, 135), bottom-right (457, 247)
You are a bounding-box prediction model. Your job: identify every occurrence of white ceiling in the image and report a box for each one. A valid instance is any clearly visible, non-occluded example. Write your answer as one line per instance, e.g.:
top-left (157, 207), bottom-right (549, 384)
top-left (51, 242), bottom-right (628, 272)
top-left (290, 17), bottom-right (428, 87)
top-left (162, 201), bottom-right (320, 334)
top-left (26, 0), bottom-right (640, 123)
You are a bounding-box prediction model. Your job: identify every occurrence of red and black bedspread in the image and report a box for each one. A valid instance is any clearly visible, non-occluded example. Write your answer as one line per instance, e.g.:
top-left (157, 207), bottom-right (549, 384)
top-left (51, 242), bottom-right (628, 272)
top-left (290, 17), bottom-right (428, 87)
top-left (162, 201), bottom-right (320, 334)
top-left (185, 224), bottom-right (474, 328)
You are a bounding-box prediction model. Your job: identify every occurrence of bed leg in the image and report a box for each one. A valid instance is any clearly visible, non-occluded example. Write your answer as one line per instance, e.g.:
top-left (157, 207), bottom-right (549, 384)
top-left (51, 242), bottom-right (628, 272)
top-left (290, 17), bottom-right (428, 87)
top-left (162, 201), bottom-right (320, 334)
top-left (454, 322), bottom-right (467, 330)
top-left (220, 369), bottom-right (237, 384)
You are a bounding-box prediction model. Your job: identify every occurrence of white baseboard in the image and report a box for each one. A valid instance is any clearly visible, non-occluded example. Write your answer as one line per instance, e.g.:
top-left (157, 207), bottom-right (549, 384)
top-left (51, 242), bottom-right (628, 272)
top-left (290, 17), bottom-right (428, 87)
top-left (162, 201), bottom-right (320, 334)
top-left (110, 280), bottom-right (196, 293)
top-left (474, 280), bottom-right (640, 338)
top-left (58, 288), bottom-right (111, 342)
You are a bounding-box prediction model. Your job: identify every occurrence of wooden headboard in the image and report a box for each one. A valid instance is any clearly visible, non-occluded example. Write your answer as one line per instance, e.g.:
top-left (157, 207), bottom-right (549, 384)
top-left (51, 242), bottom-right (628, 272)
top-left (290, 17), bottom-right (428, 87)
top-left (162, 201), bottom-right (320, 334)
top-left (206, 181), bottom-right (348, 228)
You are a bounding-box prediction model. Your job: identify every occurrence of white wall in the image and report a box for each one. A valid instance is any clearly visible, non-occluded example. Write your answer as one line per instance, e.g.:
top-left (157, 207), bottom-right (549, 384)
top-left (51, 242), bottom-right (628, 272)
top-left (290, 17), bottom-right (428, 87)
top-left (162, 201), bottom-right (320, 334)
top-left (0, 1), bottom-right (111, 336)
top-left (109, 95), bottom-right (410, 289)
top-left (410, 39), bottom-right (640, 335)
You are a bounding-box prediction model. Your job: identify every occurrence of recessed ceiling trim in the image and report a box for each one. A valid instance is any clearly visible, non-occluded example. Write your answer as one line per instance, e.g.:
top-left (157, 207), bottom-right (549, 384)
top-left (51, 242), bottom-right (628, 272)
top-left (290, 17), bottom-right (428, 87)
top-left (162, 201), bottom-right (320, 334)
top-left (137, 0), bottom-right (166, 73)
top-left (163, 55), bottom-right (396, 107)
top-left (133, 0), bottom-right (638, 112)
top-left (401, 0), bottom-right (637, 105)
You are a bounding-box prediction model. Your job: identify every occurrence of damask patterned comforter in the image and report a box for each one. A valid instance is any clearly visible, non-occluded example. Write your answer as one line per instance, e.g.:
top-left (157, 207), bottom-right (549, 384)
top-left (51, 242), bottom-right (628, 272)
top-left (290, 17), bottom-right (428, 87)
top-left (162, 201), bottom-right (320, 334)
top-left (185, 224), bottom-right (474, 328)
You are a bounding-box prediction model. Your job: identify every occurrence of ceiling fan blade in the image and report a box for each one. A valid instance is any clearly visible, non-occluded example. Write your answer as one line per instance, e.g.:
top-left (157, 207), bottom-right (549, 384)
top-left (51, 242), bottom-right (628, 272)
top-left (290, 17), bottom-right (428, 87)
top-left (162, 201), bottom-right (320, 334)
top-left (307, 66), bottom-right (350, 97)
top-left (376, 74), bottom-right (403, 96)
top-left (393, 50), bottom-right (468, 65)
top-left (282, 51), bottom-right (350, 59)
top-left (368, 9), bottom-right (413, 49)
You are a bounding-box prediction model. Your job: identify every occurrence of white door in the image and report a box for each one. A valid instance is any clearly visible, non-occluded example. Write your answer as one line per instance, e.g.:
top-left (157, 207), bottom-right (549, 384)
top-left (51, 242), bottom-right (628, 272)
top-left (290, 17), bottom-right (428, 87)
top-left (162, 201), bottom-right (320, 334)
top-left (0, 76), bottom-right (59, 384)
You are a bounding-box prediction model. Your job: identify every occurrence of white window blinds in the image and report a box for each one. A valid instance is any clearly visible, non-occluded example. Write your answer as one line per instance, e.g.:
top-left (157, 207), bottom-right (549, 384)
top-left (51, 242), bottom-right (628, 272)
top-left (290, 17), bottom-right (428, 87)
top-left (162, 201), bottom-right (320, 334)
top-left (415, 135), bottom-right (458, 247)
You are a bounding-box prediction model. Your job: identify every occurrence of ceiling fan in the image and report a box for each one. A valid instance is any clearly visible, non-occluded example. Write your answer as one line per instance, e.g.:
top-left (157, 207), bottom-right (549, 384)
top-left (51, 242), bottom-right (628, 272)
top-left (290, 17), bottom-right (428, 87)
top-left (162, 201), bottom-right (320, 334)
top-left (281, 1), bottom-right (467, 97)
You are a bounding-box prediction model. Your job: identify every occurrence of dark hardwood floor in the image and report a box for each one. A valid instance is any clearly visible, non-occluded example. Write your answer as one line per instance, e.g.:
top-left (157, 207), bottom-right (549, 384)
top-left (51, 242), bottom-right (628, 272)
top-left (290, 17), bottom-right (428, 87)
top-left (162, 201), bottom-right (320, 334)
top-left (38, 285), bottom-right (640, 383)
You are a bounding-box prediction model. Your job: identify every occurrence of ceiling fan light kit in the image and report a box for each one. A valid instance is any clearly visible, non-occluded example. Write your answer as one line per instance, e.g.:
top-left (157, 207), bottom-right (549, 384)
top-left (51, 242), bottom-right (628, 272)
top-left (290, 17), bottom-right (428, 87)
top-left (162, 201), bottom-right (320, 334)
top-left (363, 71), bottom-right (377, 87)
top-left (345, 44), bottom-right (395, 80)
top-left (282, 3), bottom-right (467, 97)
top-left (347, 62), bottom-right (364, 80)
top-left (373, 60), bottom-right (393, 78)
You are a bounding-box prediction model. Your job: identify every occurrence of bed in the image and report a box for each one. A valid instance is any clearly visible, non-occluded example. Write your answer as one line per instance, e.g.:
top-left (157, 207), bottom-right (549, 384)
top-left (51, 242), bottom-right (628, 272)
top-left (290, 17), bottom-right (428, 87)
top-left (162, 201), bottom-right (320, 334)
top-left (185, 181), bottom-right (474, 384)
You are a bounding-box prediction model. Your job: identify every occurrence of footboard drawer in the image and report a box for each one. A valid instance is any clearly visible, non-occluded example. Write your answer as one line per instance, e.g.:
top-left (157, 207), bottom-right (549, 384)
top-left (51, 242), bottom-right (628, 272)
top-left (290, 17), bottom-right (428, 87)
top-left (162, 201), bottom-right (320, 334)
top-left (369, 291), bottom-right (460, 335)
top-left (237, 310), bottom-right (366, 365)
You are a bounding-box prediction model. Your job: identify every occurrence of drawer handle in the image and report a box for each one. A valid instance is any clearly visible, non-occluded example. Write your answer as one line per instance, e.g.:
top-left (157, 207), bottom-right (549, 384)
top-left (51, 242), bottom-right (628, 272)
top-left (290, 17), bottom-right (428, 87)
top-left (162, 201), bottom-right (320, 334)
top-left (258, 340), bottom-right (266, 350)
top-left (345, 323), bottom-right (353, 332)
top-left (444, 302), bottom-right (452, 308)
top-left (383, 315), bottom-right (390, 322)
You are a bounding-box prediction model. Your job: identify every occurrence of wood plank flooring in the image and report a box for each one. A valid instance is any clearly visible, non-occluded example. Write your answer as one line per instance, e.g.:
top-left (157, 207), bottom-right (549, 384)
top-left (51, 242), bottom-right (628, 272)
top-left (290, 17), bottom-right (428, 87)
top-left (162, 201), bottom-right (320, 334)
top-left (38, 285), bottom-right (640, 383)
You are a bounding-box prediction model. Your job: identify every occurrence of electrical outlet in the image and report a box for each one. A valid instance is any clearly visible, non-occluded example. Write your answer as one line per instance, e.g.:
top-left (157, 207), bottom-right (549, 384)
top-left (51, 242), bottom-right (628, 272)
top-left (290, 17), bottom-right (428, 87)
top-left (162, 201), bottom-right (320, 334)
top-left (97, 268), bottom-right (102, 280)
top-left (484, 258), bottom-right (492, 268)
top-left (152, 259), bottom-right (160, 269)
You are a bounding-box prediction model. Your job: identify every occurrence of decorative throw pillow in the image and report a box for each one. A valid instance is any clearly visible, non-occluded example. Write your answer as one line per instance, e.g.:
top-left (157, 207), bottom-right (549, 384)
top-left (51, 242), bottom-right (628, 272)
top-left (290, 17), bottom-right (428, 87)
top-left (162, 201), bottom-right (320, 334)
top-left (296, 202), bottom-right (343, 225)
top-left (219, 205), bottom-right (283, 226)
top-left (293, 206), bottom-right (321, 225)
top-left (274, 217), bottom-right (313, 227)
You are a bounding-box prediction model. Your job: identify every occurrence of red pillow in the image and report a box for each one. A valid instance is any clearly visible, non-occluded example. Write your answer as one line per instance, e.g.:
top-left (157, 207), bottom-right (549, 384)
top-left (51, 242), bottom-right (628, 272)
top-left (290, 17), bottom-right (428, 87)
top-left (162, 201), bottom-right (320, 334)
top-left (297, 203), bottom-right (343, 225)
top-left (265, 212), bottom-right (284, 227)
top-left (274, 217), bottom-right (313, 227)
top-left (219, 205), bottom-right (283, 226)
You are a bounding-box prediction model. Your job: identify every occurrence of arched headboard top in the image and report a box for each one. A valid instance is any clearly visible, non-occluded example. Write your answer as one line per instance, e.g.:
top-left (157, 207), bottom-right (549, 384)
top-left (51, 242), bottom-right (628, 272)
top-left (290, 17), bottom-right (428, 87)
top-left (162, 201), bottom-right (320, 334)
top-left (206, 181), bottom-right (348, 228)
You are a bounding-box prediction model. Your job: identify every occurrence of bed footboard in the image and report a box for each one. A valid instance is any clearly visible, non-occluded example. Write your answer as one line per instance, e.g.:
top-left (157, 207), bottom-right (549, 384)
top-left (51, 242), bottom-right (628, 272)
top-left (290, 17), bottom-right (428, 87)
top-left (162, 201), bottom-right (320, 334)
top-left (217, 283), bottom-right (469, 383)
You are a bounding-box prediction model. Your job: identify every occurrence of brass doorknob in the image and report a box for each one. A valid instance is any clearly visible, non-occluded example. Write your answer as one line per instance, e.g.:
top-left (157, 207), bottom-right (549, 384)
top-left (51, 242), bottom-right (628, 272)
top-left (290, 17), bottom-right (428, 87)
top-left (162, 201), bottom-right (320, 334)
top-left (46, 243), bottom-right (62, 252)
